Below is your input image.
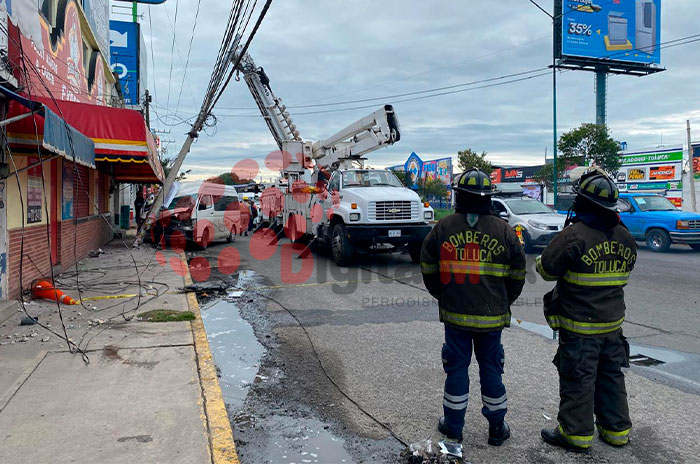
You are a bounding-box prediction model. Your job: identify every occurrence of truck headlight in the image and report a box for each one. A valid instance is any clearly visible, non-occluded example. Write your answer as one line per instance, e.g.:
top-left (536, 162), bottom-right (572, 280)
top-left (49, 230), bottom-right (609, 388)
top-left (527, 220), bottom-right (548, 230)
top-left (677, 220), bottom-right (689, 230)
top-left (424, 211), bottom-right (433, 220)
top-left (349, 213), bottom-right (360, 221)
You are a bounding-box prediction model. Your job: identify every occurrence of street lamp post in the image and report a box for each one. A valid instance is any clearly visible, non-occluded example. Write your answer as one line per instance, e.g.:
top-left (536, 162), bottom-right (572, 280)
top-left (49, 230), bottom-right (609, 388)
top-left (529, 0), bottom-right (558, 206)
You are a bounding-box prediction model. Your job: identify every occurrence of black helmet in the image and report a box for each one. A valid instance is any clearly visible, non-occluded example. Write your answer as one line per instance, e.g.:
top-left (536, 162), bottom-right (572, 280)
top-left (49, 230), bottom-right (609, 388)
top-left (572, 169), bottom-right (619, 211)
top-left (452, 168), bottom-right (497, 196)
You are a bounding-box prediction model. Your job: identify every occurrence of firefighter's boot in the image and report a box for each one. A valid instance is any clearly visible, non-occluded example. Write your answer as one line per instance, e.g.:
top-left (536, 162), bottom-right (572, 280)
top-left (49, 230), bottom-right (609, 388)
top-left (541, 427), bottom-right (589, 453)
top-left (488, 420), bottom-right (510, 446)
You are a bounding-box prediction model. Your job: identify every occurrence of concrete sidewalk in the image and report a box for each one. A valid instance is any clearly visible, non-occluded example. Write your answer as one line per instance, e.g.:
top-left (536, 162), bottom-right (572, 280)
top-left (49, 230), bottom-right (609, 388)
top-left (0, 241), bottom-right (238, 464)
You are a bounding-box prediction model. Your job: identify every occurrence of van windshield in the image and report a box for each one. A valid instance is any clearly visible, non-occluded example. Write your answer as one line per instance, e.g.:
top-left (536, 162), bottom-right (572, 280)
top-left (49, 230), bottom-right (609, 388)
top-left (167, 194), bottom-right (196, 210)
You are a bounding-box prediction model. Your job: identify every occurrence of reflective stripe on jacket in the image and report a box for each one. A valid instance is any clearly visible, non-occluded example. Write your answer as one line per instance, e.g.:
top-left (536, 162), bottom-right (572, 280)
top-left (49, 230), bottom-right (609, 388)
top-left (536, 220), bottom-right (637, 337)
top-left (420, 213), bottom-right (527, 332)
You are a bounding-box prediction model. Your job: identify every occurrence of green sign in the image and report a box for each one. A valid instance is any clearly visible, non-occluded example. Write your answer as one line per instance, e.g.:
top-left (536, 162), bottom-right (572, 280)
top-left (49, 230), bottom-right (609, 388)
top-left (622, 151), bottom-right (683, 165)
top-left (628, 181), bottom-right (682, 191)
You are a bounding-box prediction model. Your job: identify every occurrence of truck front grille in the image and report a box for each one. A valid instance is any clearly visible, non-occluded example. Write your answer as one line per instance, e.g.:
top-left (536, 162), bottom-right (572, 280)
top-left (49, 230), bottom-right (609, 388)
top-left (369, 201), bottom-right (418, 221)
top-left (689, 220), bottom-right (700, 230)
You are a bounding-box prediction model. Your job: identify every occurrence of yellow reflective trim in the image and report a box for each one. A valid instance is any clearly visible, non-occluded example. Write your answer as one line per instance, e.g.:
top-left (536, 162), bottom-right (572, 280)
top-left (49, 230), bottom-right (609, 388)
top-left (509, 268), bottom-right (526, 280)
top-left (563, 271), bottom-right (630, 287)
top-left (421, 262), bottom-right (438, 274)
top-left (547, 315), bottom-right (624, 335)
top-left (558, 425), bottom-right (593, 448)
top-left (441, 309), bottom-right (510, 329)
top-left (535, 256), bottom-right (558, 281)
top-left (597, 425), bottom-right (630, 445)
top-left (439, 262), bottom-right (510, 278)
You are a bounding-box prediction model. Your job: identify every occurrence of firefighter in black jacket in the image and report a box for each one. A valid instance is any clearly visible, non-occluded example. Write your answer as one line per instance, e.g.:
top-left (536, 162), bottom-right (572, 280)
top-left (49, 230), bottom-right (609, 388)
top-left (537, 168), bottom-right (636, 452)
top-left (421, 168), bottom-right (526, 445)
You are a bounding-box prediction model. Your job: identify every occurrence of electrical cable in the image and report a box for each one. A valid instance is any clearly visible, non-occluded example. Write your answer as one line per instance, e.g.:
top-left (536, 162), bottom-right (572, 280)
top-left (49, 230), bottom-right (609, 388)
top-left (165, 0), bottom-right (180, 120)
top-left (148, 5), bottom-right (158, 104)
top-left (5, 27), bottom-right (155, 338)
top-left (173, 0), bottom-right (202, 119)
top-left (245, 288), bottom-right (410, 448)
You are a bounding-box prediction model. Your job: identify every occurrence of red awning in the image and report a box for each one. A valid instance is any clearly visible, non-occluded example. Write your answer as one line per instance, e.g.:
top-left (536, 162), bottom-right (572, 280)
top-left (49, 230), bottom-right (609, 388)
top-left (7, 96), bottom-right (164, 183)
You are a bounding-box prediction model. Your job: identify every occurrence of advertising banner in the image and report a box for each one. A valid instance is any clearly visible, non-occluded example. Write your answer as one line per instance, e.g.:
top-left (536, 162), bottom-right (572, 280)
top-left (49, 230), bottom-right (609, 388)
top-left (27, 157), bottom-right (42, 224)
top-left (110, 20), bottom-right (140, 105)
top-left (693, 145), bottom-right (700, 180)
top-left (628, 181), bottom-right (681, 191)
top-left (621, 149), bottom-right (682, 165)
top-left (649, 165), bottom-right (676, 181)
top-left (561, 0), bottom-right (661, 65)
top-left (84, 0), bottom-right (110, 59)
top-left (62, 162), bottom-right (73, 220)
top-left (627, 167), bottom-right (646, 181)
top-left (421, 157), bottom-right (452, 187)
top-left (9, 0), bottom-right (108, 104)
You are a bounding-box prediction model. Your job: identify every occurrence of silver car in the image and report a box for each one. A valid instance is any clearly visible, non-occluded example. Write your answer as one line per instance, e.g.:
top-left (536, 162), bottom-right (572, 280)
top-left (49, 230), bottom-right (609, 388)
top-left (492, 197), bottom-right (565, 253)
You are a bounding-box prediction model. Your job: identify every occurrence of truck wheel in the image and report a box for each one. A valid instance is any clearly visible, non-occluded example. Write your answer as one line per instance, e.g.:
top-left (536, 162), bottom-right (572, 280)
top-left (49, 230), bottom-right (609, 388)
top-left (690, 244), bottom-right (700, 251)
top-left (645, 228), bottom-right (670, 252)
top-left (408, 242), bottom-right (422, 264)
top-left (331, 223), bottom-right (353, 266)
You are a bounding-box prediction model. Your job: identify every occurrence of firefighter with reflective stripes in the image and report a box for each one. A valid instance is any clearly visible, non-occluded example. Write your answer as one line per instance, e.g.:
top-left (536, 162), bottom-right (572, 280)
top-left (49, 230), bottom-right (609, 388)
top-left (420, 168), bottom-right (526, 445)
top-left (537, 168), bottom-right (637, 452)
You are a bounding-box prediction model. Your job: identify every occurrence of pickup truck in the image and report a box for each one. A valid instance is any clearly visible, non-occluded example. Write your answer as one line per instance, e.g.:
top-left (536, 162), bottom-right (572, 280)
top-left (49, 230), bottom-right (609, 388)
top-left (618, 193), bottom-right (700, 252)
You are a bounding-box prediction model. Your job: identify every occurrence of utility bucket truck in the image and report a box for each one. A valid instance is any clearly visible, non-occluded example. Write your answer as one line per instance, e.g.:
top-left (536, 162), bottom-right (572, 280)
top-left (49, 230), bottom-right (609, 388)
top-left (234, 51), bottom-right (433, 266)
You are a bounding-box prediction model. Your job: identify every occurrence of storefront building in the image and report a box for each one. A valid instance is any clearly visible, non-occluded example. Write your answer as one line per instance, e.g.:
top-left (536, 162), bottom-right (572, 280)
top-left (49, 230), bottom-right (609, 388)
top-left (0, 1), bottom-right (162, 300)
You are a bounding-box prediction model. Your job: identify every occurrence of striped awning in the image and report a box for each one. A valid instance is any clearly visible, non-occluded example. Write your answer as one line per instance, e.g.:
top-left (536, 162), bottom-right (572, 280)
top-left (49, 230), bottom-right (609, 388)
top-left (7, 94), bottom-right (164, 183)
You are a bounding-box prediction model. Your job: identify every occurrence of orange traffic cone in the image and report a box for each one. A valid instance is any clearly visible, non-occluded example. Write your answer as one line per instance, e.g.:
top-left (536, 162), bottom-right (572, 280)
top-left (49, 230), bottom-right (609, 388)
top-left (31, 279), bottom-right (78, 305)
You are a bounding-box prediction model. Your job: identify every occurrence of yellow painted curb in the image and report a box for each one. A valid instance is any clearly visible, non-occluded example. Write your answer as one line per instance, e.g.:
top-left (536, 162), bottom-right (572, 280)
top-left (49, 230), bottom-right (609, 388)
top-left (181, 253), bottom-right (240, 464)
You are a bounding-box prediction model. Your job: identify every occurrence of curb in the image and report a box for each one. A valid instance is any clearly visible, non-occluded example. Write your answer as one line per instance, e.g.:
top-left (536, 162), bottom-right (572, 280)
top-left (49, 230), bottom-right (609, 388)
top-left (181, 253), bottom-right (240, 464)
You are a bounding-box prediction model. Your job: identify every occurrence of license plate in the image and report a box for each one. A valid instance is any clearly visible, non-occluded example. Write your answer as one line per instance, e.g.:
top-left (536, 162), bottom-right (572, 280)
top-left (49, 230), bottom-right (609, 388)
top-left (388, 230), bottom-right (401, 238)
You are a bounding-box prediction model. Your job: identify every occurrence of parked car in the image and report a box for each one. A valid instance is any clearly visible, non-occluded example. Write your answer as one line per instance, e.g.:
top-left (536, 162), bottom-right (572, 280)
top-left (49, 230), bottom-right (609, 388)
top-left (153, 182), bottom-right (240, 249)
top-left (492, 196), bottom-right (565, 253)
top-left (618, 193), bottom-right (700, 252)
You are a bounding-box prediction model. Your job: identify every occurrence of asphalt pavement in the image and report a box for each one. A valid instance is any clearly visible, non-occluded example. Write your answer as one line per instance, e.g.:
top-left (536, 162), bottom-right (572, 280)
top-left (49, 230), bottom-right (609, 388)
top-left (192, 231), bottom-right (700, 463)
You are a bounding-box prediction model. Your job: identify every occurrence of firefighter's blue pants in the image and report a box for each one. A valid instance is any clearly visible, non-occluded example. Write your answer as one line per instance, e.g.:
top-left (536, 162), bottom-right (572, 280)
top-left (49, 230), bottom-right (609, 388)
top-left (441, 326), bottom-right (507, 438)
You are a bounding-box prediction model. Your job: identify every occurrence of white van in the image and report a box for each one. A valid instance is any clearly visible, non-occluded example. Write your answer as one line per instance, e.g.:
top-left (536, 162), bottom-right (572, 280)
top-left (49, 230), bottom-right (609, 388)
top-left (154, 181), bottom-right (241, 249)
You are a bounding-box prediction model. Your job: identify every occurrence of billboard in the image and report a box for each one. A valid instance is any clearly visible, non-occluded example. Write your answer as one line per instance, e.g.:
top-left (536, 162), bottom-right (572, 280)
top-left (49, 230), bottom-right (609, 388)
top-left (693, 145), bottom-right (700, 180)
top-left (560, 0), bottom-right (661, 65)
top-left (110, 20), bottom-right (141, 106)
top-left (83, 0), bottom-right (110, 59)
top-left (421, 157), bottom-right (452, 187)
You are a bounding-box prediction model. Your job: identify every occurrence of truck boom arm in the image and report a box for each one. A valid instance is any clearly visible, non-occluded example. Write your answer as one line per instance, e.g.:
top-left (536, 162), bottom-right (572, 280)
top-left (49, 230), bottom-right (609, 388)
top-left (233, 50), bottom-right (400, 172)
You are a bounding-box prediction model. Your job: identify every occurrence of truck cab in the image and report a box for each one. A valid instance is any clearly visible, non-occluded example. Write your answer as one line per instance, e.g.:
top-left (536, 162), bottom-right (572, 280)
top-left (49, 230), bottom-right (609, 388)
top-left (618, 193), bottom-right (700, 252)
top-left (319, 168), bottom-right (433, 265)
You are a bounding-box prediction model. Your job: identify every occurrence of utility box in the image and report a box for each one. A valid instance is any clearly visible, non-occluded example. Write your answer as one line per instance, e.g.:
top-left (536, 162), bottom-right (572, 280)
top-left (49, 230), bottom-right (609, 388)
top-left (120, 205), bottom-right (131, 229)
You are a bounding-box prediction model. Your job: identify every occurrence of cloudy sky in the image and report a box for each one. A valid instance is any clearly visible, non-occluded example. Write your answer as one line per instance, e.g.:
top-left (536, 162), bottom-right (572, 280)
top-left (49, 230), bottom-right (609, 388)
top-left (124, 0), bottom-right (700, 181)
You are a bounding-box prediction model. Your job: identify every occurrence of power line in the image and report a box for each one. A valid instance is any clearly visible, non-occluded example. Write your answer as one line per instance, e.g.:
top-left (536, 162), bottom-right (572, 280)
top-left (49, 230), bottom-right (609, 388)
top-left (174, 0), bottom-right (202, 118)
top-left (148, 5), bottom-right (158, 103)
top-left (165, 0), bottom-right (180, 117)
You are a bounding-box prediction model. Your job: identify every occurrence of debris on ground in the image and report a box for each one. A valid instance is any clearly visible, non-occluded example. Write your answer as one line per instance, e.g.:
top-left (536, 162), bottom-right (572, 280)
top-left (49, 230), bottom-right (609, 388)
top-left (20, 316), bottom-right (37, 325)
top-left (88, 248), bottom-right (104, 257)
top-left (400, 439), bottom-right (464, 464)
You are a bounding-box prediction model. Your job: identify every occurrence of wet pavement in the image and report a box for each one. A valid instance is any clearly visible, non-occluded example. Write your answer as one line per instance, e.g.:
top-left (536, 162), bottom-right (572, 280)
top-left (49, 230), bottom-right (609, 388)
top-left (196, 268), bottom-right (383, 463)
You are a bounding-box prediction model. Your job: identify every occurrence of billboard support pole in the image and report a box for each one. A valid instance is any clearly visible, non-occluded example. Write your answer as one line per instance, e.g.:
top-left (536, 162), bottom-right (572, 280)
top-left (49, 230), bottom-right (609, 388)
top-left (132, 2), bottom-right (138, 23)
top-left (595, 69), bottom-right (607, 126)
top-left (687, 120), bottom-right (697, 212)
top-left (551, 11), bottom-right (558, 206)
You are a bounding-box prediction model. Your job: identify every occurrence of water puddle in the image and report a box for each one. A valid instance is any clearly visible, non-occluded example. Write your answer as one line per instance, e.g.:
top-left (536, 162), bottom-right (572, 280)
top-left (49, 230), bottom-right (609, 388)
top-left (250, 414), bottom-right (354, 464)
top-left (201, 299), bottom-right (266, 409)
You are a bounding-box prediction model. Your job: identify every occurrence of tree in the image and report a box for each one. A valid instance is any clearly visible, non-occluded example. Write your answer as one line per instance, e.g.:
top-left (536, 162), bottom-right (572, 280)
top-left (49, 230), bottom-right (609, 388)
top-left (417, 177), bottom-right (448, 202)
top-left (207, 172), bottom-right (253, 185)
top-left (160, 156), bottom-right (190, 182)
top-left (535, 123), bottom-right (621, 190)
top-left (390, 169), bottom-right (412, 188)
top-left (457, 148), bottom-right (492, 174)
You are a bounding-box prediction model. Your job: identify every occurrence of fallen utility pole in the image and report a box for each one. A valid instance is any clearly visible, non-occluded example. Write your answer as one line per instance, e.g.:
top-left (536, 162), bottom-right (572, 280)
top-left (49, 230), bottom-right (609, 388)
top-left (133, 0), bottom-right (273, 247)
top-left (687, 120), bottom-right (697, 213)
